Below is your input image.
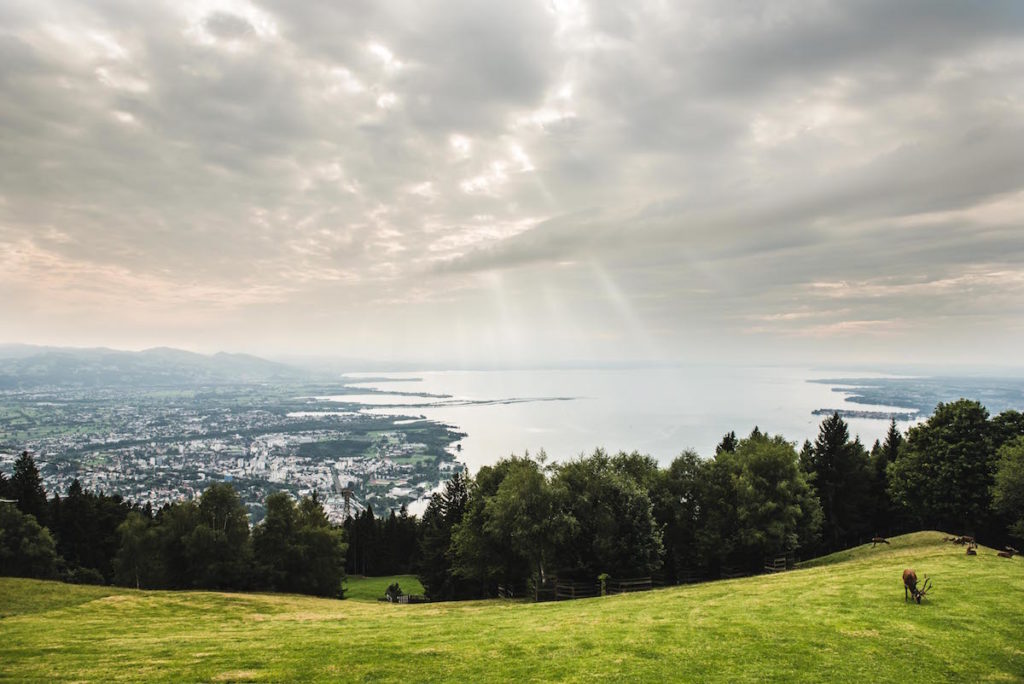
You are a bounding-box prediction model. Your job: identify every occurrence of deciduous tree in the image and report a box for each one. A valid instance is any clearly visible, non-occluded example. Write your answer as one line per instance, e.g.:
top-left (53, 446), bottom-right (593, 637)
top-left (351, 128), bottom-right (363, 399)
top-left (888, 399), bottom-right (994, 532)
top-left (992, 436), bottom-right (1024, 540)
top-left (0, 503), bottom-right (58, 579)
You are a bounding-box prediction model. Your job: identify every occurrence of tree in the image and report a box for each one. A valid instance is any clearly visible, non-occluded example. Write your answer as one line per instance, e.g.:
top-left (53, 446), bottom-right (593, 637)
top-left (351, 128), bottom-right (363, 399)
top-left (701, 432), bottom-right (821, 574)
top-left (484, 457), bottom-right (565, 589)
top-left (418, 473), bottom-right (468, 600)
top-left (802, 413), bottom-right (872, 551)
top-left (253, 492), bottom-right (348, 597)
top-left (991, 410), bottom-right (1024, 451)
top-left (651, 450), bottom-right (704, 582)
top-left (345, 505), bottom-right (379, 576)
top-left (151, 500), bottom-right (201, 588)
top-left (0, 470), bottom-right (13, 501)
top-left (451, 459), bottom-right (535, 597)
top-left (392, 505), bottom-right (419, 574)
top-left (869, 419), bottom-right (903, 536)
top-left (888, 400), bottom-right (994, 533)
top-left (992, 436), bottom-right (1024, 540)
top-left (113, 511), bottom-right (161, 589)
top-left (185, 482), bottom-right (253, 589)
top-left (798, 440), bottom-right (814, 473)
top-left (252, 492), bottom-right (297, 590)
top-left (716, 432), bottom-right (738, 455)
top-left (51, 480), bottom-right (134, 583)
top-left (0, 503), bottom-right (58, 579)
top-left (11, 452), bottom-right (47, 525)
top-left (551, 450), bottom-right (661, 579)
top-left (293, 493), bottom-right (348, 597)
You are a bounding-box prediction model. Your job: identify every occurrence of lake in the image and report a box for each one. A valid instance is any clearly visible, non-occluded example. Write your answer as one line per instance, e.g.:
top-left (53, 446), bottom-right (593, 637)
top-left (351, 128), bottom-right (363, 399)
top-left (326, 366), bottom-right (919, 472)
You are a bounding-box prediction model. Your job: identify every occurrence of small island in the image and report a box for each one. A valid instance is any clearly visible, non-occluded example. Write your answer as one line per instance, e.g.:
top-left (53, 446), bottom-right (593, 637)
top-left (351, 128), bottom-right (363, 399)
top-left (811, 408), bottom-right (919, 421)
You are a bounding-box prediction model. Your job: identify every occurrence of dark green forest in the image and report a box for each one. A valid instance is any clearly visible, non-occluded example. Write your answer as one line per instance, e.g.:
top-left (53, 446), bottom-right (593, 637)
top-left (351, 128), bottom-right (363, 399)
top-left (2, 399), bottom-right (1023, 601)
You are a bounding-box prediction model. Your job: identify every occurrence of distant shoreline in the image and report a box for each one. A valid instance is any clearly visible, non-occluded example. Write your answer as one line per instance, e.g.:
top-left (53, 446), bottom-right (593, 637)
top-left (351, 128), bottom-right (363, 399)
top-left (811, 408), bottom-right (918, 421)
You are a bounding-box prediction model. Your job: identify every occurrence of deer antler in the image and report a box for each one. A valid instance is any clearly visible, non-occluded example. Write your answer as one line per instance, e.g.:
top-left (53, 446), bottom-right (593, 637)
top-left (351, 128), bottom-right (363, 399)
top-left (919, 577), bottom-right (932, 596)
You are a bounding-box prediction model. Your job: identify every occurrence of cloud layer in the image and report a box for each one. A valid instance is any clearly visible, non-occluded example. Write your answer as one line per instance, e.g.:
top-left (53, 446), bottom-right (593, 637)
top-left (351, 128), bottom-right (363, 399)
top-left (2, 0), bottom-right (1023, 365)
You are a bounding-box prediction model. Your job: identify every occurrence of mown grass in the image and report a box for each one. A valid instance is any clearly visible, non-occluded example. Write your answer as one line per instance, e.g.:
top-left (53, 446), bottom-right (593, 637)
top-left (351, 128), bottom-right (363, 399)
top-left (796, 530), bottom-right (946, 569)
top-left (344, 575), bottom-right (425, 602)
top-left (1, 531), bottom-right (1022, 682)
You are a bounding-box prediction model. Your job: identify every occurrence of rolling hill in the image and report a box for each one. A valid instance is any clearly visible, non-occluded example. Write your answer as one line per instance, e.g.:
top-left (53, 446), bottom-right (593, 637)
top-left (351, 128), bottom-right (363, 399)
top-left (0, 532), bottom-right (1021, 682)
top-left (0, 345), bottom-right (314, 389)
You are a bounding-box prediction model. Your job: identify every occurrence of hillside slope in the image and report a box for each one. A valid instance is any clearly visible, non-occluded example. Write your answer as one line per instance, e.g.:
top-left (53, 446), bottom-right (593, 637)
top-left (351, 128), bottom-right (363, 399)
top-left (1, 532), bottom-right (1022, 682)
top-left (0, 345), bottom-right (313, 388)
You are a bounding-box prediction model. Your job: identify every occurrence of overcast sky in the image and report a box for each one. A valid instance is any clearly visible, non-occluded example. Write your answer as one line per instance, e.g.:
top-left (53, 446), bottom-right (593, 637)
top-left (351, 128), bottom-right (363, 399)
top-left (2, 0), bottom-right (1023, 366)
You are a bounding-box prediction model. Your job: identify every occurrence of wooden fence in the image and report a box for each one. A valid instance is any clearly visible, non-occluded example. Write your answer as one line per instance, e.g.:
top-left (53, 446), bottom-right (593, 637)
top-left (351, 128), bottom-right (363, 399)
top-left (555, 580), bottom-right (601, 600)
top-left (606, 577), bottom-right (653, 594)
top-left (547, 577), bottom-right (655, 601)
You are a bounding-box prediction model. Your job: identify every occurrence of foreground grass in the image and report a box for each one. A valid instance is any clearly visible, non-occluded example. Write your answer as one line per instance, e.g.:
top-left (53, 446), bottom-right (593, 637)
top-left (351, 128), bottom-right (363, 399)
top-left (1, 531), bottom-right (1022, 682)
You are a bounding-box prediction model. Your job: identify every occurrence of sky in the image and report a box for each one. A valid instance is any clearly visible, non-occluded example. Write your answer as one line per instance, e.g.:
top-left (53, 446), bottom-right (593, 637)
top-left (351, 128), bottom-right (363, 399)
top-left (1, 0), bottom-right (1023, 367)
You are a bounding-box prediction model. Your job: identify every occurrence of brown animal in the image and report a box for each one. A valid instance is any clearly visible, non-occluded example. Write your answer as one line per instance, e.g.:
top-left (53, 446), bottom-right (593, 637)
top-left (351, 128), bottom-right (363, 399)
top-left (871, 536), bottom-right (890, 547)
top-left (997, 546), bottom-right (1018, 559)
top-left (903, 569), bottom-right (932, 603)
top-left (948, 535), bottom-right (975, 546)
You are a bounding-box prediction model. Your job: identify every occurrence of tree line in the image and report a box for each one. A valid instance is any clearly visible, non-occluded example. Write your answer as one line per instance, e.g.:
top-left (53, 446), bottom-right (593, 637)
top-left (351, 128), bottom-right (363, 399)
top-left (2, 398), bottom-right (1023, 601)
top-left (0, 456), bottom-right (347, 597)
top-left (413, 399), bottom-right (1024, 599)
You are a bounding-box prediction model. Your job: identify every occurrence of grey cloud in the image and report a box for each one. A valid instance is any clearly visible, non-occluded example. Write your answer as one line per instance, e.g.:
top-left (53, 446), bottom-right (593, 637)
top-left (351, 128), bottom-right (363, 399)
top-left (1, 0), bottom-right (1022, 362)
top-left (255, 0), bottom-right (559, 133)
top-left (204, 12), bottom-right (256, 41)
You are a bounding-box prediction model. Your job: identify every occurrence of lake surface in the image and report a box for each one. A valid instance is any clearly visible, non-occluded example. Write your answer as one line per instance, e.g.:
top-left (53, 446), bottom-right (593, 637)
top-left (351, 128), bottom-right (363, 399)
top-left (325, 367), bottom-right (919, 472)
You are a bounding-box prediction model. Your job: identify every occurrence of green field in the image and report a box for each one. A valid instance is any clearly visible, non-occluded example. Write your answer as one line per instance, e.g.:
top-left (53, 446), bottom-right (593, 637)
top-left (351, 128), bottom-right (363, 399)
top-left (344, 575), bottom-right (424, 602)
top-left (1, 532), bottom-right (1022, 682)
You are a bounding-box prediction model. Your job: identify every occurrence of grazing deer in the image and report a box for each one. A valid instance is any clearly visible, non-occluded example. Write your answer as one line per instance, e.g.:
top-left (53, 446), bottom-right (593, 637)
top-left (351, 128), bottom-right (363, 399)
top-left (946, 535), bottom-right (974, 546)
top-left (903, 569), bottom-right (932, 604)
top-left (997, 546), bottom-right (1018, 559)
top-left (871, 536), bottom-right (890, 547)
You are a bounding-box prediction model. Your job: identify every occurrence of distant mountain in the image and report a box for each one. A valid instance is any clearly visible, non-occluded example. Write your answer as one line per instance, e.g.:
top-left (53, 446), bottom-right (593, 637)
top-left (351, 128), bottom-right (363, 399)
top-left (0, 345), bottom-right (317, 389)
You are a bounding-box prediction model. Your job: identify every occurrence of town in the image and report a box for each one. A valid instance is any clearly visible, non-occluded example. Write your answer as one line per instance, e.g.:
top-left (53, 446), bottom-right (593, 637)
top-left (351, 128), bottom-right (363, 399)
top-left (0, 383), bottom-right (465, 522)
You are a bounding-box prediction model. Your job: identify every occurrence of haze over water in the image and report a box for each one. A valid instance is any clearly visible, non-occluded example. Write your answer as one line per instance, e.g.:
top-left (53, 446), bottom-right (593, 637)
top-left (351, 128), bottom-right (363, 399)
top-left (335, 367), bottom-right (917, 472)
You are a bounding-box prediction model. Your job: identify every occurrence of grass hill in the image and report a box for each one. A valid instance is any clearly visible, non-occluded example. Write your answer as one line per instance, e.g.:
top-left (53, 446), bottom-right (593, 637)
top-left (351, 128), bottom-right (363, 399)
top-left (1, 532), bottom-right (1022, 682)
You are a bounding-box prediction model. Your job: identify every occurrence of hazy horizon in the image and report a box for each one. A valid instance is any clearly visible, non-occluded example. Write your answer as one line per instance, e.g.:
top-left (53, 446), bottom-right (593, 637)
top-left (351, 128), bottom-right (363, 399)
top-left (6, 340), bottom-right (1024, 378)
top-left (2, 1), bottom-right (1023, 367)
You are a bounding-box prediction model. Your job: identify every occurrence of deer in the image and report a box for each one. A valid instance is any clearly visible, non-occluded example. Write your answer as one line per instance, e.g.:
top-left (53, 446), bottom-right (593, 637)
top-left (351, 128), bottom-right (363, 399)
top-left (871, 536), bottom-right (890, 547)
top-left (997, 546), bottom-right (1018, 559)
top-left (903, 569), bottom-right (932, 604)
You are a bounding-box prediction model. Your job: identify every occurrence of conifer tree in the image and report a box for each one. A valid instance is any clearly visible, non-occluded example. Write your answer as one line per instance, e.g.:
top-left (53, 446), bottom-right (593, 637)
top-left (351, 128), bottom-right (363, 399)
top-left (804, 413), bottom-right (872, 550)
top-left (715, 431), bottom-right (737, 455)
top-left (12, 451), bottom-right (48, 525)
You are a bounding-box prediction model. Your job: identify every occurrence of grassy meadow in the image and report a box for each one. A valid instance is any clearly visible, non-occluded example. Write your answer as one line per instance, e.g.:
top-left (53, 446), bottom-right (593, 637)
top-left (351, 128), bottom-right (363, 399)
top-left (1, 531), bottom-right (1022, 682)
top-left (344, 575), bottom-right (424, 602)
